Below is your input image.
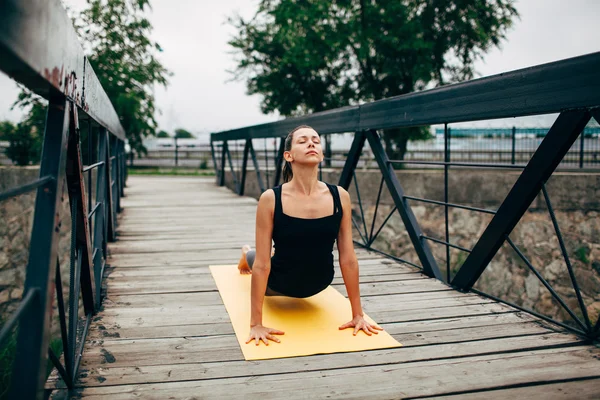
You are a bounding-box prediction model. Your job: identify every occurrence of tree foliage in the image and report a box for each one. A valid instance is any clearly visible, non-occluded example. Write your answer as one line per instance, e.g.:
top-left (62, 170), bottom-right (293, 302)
top-left (76, 0), bottom-right (170, 154)
top-left (156, 130), bottom-right (170, 138)
top-left (3, 94), bottom-right (47, 165)
top-left (228, 0), bottom-right (518, 159)
top-left (174, 128), bottom-right (195, 139)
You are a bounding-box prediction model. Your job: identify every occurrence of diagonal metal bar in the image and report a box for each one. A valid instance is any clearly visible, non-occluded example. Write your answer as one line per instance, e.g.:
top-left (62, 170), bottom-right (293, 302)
top-left (274, 137), bottom-right (286, 186)
top-left (210, 140), bottom-right (219, 185)
top-left (48, 348), bottom-right (71, 389)
top-left (54, 258), bottom-right (72, 385)
top-left (368, 176), bottom-right (385, 243)
top-left (421, 235), bottom-right (472, 254)
top-left (452, 110), bottom-right (592, 289)
top-left (0, 289), bottom-right (38, 348)
top-left (239, 139), bottom-right (250, 196)
top-left (351, 215), bottom-right (368, 245)
top-left (248, 140), bottom-right (265, 193)
top-left (68, 197), bottom-right (80, 379)
top-left (470, 287), bottom-right (588, 338)
top-left (72, 312), bottom-right (92, 380)
top-left (592, 109), bottom-right (600, 126)
top-left (541, 184), bottom-right (592, 330)
top-left (338, 131), bottom-right (366, 190)
top-left (403, 195), bottom-right (497, 215)
top-left (225, 140), bottom-right (239, 193)
top-left (66, 104), bottom-right (95, 315)
top-left (506, 236), bottom-right (587, 331)
top-left (368, 206), bottom-right (398, 247)
top-left (366, 130), bottom-right (443, 280)
top-left (352, 171), bottom-right (369, 242)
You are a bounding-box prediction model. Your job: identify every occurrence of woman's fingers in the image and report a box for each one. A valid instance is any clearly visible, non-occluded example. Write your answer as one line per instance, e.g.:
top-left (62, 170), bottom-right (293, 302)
top-left (339, 321), bottom-right (353, 330)
top-left (266, 334), bottom-right (281, 343)
top-left (269, 329), bottom-right (285, 335)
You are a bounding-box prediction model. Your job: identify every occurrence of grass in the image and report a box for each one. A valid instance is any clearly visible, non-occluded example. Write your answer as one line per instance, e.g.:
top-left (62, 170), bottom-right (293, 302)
top-left (574, 246), bottom-right (590, 264)
top-left (128, 167), bottom-right (216, 176)
top-left (0, 326), bottom-right (64, 399)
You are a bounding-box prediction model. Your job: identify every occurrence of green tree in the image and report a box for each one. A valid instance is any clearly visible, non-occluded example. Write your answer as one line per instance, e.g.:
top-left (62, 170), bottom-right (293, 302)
top-left (156, 130), bottom-right (170, 138)
top-left (77, 0), bottom-right (170, 155)
top-left (228, 0), bottom-right (518, 159)
top-left (174, 128), bottom-right (195, 139)
top-left (0, 121), bottom-right (16, 141)
top-left (4, 94), bottom-right (47, 165)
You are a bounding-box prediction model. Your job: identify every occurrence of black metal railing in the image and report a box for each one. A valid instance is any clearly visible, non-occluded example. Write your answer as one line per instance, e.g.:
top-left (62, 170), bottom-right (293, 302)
top-left (0, 0), bottom-right (127, 398)
top-left (211, 52), bottom-right (600, 341)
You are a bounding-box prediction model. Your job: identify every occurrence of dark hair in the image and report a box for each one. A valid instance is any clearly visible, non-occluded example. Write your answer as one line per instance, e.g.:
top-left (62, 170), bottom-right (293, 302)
top-left (282, 125), bottom-right (314, 183)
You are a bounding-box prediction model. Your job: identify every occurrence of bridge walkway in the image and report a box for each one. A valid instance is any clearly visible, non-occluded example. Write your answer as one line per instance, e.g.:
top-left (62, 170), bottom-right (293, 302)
top-left (48, 175), bottom-right (600, 399)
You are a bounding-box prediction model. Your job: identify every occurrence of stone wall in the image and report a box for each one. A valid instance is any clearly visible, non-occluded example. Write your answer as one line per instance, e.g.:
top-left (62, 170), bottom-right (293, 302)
top-left (223, 168), bottom-right (600, 327)
top-left (224, 168), bottom-right (600, 211)
top-left (0, 166), bottom-right (96, 336)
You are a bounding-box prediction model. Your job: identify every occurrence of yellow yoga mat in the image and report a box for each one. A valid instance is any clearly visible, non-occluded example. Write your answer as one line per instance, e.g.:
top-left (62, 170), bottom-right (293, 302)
top-left (210, 265), bottom-right (402, 360)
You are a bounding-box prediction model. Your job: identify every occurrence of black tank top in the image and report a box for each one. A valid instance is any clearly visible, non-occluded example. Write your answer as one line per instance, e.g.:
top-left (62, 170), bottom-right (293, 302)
top-left (268, 182), bottom-right (343, 298)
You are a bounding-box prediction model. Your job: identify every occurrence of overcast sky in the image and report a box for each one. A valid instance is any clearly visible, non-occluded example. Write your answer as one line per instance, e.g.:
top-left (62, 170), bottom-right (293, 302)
top-left (0, 0), bottom-right (598, 134)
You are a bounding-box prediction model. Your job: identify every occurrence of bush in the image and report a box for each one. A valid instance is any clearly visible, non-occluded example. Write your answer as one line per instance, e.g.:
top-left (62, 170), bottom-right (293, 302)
top-left (5, 122), bottom-right (43, 166)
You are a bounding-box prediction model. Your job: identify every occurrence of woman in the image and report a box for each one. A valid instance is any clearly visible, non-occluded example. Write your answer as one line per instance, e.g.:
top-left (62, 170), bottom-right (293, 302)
top-left (237, 125), bottom-right (383, 346)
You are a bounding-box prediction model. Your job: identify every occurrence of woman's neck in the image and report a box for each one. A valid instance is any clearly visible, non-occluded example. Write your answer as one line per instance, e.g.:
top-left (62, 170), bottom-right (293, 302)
top-left (288, 165), bottom-right (320, 196)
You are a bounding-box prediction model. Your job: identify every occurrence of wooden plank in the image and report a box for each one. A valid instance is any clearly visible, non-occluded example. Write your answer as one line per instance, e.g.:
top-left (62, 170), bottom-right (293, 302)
top-left (107, 248), bottom-right (386, 268)
top-left (58, 347), bottom-right (598, 396)
top-left (427, 379), bottom-right (600, 400)
top-left (77, 329), bottom-right (580, 370)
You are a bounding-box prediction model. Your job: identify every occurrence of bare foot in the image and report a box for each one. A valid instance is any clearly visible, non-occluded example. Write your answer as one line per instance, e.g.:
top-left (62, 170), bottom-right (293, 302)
top-left (238, 244), bottom-right (252, 275)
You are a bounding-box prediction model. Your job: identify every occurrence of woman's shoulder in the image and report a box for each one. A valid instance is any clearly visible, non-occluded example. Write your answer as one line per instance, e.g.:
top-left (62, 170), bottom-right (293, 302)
top-left (258, 188), bottom-right (276, 205)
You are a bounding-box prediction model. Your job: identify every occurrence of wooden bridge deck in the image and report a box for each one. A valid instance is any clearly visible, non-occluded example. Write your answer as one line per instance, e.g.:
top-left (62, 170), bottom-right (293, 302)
top-left (49, 176), bottom-right (600, 399)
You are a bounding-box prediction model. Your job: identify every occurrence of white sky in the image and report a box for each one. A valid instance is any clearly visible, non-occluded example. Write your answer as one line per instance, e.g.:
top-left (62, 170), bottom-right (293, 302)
top-left (0, 0), bottom-right (599, 134)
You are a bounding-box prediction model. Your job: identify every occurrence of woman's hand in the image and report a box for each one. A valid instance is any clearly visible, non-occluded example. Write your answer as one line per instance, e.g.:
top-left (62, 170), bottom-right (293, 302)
top-left (339, 315), bottom-right (383, 336)
top-left (246, 325), bottom-right (285, 346)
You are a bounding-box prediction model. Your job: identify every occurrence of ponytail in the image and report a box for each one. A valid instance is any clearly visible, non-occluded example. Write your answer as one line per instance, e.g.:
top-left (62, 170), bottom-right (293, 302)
top-left (282, 160), bottom-right (293, 183)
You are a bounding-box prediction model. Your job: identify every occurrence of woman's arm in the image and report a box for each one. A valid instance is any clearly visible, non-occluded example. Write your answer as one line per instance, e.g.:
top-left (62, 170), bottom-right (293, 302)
top-left (250, 189), bottom-right (275, 326)
top-left (246, 189), bottom-right (284, 345)
top-left (336, 187), bottom-right (363, 317)
top-left (336, 186), bottom-right (383, 336)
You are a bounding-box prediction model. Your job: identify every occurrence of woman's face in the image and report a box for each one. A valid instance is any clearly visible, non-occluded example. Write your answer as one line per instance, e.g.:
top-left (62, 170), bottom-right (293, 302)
top-left (285, 128), bottom-right (323, 165)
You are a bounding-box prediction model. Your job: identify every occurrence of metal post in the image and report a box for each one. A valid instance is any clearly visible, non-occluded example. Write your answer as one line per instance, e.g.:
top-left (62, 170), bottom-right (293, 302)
top-left (579, 128), bottom-right (585, 168)
top-left (93, 129), bottom-right (108, 306)
top-left (174, 136), bottom-right (179, 167)
top-left (324, 135), bottom-right (332, 167)
top-left (240, 139), bottom-right (250, 196)
top-left (444, 123), bottom-right (450, 283)
top-left (10, 99), bottom-right (70, 399)
top-left (511, 126), bottom-right (516, 165)
top-left (366, 130), bottom-right (443, 280)
top-left (219, 141), bottom-right (227, 186)
top-left (105, 131), bottom-right (116, 242)
top-left (452, 110), bottom-right (591, 290)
